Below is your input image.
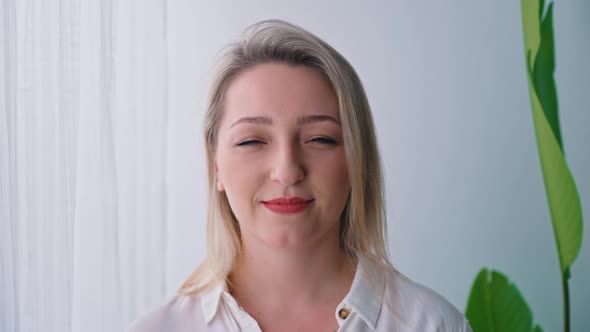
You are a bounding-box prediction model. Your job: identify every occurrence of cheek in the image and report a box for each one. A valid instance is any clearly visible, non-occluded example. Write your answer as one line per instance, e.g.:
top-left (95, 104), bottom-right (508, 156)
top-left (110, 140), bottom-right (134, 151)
top-left (312, 151), bottom-right (350, 205)
top-left (322, 150), bottom-right (349, 184)
top-left (220, 151), bottom-right (263, 176)
top-left (217, 149), bottom-right (264, 209)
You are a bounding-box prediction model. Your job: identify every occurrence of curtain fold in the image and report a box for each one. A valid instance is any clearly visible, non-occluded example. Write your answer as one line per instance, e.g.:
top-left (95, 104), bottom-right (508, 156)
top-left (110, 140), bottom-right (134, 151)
top-left (1, 0), bottom-right (170, 331)
top-left (1, 0), bottom-right (19, 331)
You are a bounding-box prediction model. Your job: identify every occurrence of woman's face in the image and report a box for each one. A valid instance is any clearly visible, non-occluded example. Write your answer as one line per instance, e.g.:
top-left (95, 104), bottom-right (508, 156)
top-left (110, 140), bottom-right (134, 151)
top-left (215, 63), bottom-right (350, 249)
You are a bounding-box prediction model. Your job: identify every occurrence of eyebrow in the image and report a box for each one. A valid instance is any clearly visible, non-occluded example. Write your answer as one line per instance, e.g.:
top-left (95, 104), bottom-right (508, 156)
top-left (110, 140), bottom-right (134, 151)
top-left (298, 115), bottom-right (341, 126)
top-left (230, 116), bottom-right (272, 128)
top-left (230, 115), bottom-right (341, 128)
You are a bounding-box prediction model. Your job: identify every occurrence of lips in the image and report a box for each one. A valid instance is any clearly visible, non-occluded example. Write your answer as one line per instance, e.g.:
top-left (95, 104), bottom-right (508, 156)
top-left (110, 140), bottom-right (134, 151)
top-left (261, 197), bottom-right (314, 214)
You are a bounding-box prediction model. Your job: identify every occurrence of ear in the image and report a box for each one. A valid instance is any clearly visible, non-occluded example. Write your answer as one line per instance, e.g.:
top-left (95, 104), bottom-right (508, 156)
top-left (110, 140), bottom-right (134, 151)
top-left (215, 163), bottom-right (224, 191)
top-left (216, 181), bottom-right (224, 192)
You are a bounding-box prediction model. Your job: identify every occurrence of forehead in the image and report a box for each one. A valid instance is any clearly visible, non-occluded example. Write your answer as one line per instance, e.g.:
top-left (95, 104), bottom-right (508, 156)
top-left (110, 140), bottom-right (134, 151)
top-left (223, 63), bottom-right (339, 123)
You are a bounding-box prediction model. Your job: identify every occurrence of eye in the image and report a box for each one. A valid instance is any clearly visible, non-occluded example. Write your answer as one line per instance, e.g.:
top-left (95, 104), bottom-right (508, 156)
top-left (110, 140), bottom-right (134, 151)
top-left (308, 137), bottom-right (337, 145)
top-left (235, 139), bottom-right (265, 147)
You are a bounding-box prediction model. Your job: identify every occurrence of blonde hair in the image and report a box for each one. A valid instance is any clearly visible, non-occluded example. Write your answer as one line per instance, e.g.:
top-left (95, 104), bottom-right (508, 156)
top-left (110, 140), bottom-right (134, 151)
top-left (179, 19), bottom-right (390, 295)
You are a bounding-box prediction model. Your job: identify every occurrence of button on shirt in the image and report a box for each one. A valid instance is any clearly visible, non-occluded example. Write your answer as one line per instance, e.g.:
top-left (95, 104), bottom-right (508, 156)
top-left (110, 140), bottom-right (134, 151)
top-left (128, 255), bottom-right (472, 331)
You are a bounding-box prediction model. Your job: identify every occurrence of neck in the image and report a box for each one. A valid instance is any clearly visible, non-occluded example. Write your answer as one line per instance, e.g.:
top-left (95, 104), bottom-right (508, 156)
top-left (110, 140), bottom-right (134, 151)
top-left (228, 232), bottom-right (356, 310)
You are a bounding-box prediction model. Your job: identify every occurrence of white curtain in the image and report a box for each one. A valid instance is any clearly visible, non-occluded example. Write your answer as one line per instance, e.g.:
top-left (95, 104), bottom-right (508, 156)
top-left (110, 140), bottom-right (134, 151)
top-left (1, 0), bottom-right (170, 330)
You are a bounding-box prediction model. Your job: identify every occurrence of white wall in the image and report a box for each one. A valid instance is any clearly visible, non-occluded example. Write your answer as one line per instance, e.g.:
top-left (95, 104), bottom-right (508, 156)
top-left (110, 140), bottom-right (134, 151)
top-left (164, 1), bottom-right (589, 331)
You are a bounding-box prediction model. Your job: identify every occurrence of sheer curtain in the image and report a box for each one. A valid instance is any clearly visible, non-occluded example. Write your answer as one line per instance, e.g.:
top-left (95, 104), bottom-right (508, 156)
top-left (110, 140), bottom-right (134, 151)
top-left (1, 1), bottom-right (170, 330)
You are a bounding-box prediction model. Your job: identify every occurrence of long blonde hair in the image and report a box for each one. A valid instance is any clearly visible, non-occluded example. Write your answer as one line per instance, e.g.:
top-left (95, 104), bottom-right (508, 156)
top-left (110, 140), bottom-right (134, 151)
top-left (179, 19), bottom-right (390, 296)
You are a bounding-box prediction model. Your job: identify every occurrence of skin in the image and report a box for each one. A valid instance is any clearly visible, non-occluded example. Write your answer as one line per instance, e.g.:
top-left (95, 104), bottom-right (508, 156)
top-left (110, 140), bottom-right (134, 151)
top-left (214, 63), bottom-right (356, 332)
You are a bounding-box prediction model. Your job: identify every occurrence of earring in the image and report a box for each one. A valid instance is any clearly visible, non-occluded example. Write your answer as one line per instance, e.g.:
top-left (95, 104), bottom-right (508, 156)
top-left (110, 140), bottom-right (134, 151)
top-left (216, 181), bottom-right (224, 191)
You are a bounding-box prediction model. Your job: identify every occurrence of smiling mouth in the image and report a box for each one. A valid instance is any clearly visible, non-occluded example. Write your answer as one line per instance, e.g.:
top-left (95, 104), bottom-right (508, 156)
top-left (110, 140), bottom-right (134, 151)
top-left (261, 197), bottom-right (314, 214)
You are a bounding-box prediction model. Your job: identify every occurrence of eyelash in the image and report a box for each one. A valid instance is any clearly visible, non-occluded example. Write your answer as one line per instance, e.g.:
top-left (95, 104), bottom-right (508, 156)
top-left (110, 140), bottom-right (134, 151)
top-left (235, 137), bottom-right (337, 147)
top-left (236, 140), bottom-right (263, 147)
top-left (309, 137), bottom-right (337, 145)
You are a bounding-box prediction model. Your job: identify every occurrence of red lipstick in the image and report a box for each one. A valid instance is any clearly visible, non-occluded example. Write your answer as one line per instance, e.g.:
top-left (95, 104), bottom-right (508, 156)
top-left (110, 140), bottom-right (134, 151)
top-left (261, 197), bottom-right (314, 214)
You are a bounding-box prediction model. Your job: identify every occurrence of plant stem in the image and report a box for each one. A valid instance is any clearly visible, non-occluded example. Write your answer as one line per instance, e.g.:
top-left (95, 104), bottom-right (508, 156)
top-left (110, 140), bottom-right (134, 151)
top-left (562, 275), bottom-right (569, 332)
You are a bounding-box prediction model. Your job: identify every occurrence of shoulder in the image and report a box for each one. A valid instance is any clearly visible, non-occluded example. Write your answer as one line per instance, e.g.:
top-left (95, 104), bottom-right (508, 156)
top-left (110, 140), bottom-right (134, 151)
top-left (380, 266), bottom-right (472, 331)
top-left (126, 294), bottom-right (206, 332)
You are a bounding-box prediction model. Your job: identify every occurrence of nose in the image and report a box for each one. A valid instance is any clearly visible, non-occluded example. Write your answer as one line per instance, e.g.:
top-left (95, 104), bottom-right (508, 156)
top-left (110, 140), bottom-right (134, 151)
top-left (269, 141), bottom-right (305, 185)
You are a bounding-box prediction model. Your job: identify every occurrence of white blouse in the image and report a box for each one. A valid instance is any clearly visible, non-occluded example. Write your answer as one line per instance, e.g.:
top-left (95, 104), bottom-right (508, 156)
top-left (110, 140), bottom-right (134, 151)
top-left (127, 256), bottom-right (472, 331)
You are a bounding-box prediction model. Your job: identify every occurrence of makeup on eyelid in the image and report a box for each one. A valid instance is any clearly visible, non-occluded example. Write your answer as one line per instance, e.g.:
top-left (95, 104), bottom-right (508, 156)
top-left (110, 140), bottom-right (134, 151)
top-left (234, 136), bottom-right (338, 147)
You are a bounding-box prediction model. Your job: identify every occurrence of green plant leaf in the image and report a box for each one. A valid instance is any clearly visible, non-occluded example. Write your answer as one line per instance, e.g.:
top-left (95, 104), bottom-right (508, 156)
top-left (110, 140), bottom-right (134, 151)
top-left (533, 3), bottom-right (562, 148)
top-left (521, 0), bottom-right (542, 68)
top-left (465, 269), bottom-right (542, 332)
top-left (522, 0), bottom-right (583, 279)
top-left (525, 63), bottom-right (583, 276)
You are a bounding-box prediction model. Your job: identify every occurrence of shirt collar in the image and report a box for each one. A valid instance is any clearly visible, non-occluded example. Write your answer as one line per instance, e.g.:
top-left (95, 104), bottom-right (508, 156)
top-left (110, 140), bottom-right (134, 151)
top-left (199, 254), bottom-right (386, 329)
top-left (339, 254), bottom-right (386, 329)
top-left (200, 282), bottom-right (226, 324)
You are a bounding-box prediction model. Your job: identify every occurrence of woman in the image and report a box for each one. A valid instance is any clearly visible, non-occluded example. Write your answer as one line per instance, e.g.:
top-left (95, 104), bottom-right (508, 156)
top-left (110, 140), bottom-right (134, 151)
top-left (128, 19), bottom-right (472, 332)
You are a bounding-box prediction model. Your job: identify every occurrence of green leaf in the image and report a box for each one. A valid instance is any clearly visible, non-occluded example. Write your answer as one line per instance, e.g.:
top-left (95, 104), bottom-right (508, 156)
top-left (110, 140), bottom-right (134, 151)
top-left (525, 65), bottom-right (584, 276)
top-left (538, 0), bottom-right (545, 19)
top-left (522, 0), bottom-right (583, 279)
top-left (465, 269), bottom-right (542, 332)
top-left (521, 0), bottom-right (542, 68)
top-left (533, 3), bottom-right (562, 148)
